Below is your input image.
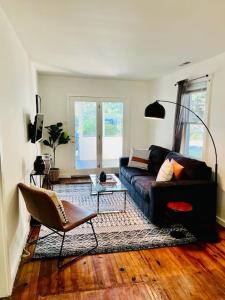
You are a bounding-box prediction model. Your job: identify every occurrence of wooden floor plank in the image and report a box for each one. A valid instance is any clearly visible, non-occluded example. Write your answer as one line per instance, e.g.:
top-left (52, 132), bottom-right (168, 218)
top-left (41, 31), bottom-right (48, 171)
top-left (7, 228), bottom-right (225, 300)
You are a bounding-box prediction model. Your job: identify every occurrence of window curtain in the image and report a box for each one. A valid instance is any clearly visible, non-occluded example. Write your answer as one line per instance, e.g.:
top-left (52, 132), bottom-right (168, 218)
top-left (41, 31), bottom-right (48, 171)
top-left (172, 79), bottom-right (188, 152)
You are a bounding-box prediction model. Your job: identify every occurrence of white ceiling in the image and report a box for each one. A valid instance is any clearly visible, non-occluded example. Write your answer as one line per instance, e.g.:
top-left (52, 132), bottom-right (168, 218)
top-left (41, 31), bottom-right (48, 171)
top-left (2, 0), bottom-right (225, 80)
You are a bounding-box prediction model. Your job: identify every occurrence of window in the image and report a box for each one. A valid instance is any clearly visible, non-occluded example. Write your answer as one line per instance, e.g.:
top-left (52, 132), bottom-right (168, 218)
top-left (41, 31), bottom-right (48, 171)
top-left (80, 102), bottom-right (96, 137)
top-left (103, 102), bottom-right (123, 137)
top-left (183, 81), bottom-right (208, 160)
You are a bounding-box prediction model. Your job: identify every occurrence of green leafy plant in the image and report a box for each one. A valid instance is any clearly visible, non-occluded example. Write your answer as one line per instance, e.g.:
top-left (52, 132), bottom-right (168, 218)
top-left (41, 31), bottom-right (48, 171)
top-left (43, 122), bottom-right (70, 168)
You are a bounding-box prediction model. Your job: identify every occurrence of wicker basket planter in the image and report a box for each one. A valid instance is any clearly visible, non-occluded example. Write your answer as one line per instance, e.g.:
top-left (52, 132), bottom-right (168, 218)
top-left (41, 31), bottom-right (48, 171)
top-left (49, 168), bottom-right (60, 183)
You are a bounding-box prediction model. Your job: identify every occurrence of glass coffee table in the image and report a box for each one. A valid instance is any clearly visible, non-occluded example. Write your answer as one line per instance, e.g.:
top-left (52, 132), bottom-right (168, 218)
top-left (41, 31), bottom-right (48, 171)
top-left (89, 174), bottom-right (127, 214)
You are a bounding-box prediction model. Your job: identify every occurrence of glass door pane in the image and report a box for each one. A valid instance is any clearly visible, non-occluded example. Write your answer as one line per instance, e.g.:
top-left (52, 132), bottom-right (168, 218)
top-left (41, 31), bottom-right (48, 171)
top-left (74, 102), bottom-right (97, 169)
top-left (102, 102), bottom-right (123, 168)
top-left (186, 124), bottom-right (204, 160)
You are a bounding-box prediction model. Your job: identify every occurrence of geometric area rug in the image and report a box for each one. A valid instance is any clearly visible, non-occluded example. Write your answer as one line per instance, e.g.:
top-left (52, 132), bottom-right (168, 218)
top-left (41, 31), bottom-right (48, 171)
top-left (33, 184), bottom-right (197, 259)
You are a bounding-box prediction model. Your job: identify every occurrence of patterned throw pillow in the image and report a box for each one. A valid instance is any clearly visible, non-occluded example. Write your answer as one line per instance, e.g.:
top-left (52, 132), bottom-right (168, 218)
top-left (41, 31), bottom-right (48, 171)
top-left (156, 159), bottom-right (173, 181)
top-left (171, 159), bottom-right (184, 180)
top-left (128, 148), bottom-right (150, 170)
top-left (30, 185), bottom-right (68, 224)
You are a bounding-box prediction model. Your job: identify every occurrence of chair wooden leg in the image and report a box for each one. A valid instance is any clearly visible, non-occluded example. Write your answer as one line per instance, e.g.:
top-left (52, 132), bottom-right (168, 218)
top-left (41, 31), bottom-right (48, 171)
top-left (57, 219), bottom-right (98, 269)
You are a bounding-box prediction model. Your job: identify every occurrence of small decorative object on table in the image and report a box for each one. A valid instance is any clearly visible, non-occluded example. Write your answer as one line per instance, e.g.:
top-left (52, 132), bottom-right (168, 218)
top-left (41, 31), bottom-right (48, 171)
top-left (99, 171), bottom-right (107, 183)
top-left (42, 153), bottom-right (52, 171)
top-left (97, 174), bottom-right (117, 185)
top-left (33, 156), bottom-right (45, 174)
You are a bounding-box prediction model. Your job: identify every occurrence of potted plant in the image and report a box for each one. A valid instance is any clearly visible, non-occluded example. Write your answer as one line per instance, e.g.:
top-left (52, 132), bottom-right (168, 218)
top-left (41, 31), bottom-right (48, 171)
top-left (43, 122), bottom-right (70, 183)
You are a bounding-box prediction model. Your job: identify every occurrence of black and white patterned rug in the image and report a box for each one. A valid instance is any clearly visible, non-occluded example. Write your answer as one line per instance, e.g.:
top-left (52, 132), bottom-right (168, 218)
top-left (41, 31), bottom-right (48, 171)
top-left (33, 184), bottom-right (197, 259)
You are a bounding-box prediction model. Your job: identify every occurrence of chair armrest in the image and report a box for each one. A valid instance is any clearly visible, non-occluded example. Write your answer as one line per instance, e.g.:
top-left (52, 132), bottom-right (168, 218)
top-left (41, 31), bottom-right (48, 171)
top-left (119, 157), bottom-right (129, 167)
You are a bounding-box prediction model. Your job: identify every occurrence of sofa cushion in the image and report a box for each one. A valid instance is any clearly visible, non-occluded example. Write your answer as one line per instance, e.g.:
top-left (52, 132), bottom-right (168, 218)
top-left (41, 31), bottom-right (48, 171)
top-left (171, 158), bottom-right (184, 180)
top-left (120, 166), bottom-right (151, 183)
top-left (166, 152), bottom-right (212, 180)
top-left (148, 145), bottom-right (171, 175)
top-left (131, 176), bottom-right (156, 201)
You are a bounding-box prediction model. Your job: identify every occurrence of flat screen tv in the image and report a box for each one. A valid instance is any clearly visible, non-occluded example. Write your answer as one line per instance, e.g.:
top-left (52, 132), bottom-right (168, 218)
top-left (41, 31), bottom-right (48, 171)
top-left (30, 114), bottom-right (44, 143)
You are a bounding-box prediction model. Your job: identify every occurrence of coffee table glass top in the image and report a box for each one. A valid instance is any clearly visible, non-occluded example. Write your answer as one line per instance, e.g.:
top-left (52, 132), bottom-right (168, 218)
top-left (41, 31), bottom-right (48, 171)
top-left (90, 174), bottom-right (127, 193)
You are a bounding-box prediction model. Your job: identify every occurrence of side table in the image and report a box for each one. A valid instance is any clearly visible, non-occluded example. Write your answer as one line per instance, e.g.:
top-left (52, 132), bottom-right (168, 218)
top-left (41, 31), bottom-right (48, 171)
top-left (30, 169), bottom-right (52, 190)
top-left (166, 201), bottom-right (193, 239)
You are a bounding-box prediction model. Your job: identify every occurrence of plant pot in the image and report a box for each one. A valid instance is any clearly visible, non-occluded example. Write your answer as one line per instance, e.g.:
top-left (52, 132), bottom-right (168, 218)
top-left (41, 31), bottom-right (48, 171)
top-left (49, 168), bottom-right (60, 183)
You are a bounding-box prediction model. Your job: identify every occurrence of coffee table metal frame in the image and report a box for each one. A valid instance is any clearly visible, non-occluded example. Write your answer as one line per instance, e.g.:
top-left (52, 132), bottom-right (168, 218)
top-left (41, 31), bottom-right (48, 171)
top-left (89, 174), bottom-right (127, 214)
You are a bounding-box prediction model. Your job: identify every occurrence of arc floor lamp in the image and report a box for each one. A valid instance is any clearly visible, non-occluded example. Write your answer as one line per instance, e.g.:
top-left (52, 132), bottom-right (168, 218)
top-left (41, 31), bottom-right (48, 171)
top-left (145, 100), bottom-right (218, 185)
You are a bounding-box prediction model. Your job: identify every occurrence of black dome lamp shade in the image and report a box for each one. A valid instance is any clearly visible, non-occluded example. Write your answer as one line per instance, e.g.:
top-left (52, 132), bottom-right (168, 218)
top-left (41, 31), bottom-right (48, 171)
top-left (144, 101), bottom-right (165, 119)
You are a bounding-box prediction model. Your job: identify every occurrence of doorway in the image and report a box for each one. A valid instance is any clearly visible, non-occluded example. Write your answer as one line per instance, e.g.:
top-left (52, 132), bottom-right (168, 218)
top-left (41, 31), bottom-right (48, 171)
top-left (68, 97), bottom-right (128, 175)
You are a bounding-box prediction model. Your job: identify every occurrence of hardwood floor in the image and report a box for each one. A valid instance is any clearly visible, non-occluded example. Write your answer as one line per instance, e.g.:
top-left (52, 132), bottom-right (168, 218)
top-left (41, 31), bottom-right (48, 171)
top-left (5, 180), bottom-right (225, 300)
top-left (59, 177), bottom-right (91, 184)
top-left (7, 227), bottom-right (225, 299)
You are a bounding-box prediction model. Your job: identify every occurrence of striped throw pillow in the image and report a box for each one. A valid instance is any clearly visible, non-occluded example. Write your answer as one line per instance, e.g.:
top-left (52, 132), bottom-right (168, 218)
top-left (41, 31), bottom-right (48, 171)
top-left (156, 159), bottom-right (173, 181)
top-left (128, 148), bottom-right (150, 170)
top-left (30, 185), bottom-right (68, 224)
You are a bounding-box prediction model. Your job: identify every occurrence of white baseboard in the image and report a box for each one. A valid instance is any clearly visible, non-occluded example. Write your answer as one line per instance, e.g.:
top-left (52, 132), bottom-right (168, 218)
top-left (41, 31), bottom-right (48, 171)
top-left (9, 218), bottom-right (30, 295)
top-left (216, 216), bottom-right (225, 227)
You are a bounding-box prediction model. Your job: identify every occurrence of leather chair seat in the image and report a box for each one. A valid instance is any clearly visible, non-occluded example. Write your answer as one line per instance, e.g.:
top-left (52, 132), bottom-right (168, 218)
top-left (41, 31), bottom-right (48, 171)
top-left (62, 200), bottom-right (97, 232)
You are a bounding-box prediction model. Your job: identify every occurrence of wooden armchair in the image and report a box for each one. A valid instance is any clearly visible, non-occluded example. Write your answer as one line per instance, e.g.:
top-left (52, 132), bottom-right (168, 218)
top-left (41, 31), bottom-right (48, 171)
top-left (18, 183), bottom-right (98, 268)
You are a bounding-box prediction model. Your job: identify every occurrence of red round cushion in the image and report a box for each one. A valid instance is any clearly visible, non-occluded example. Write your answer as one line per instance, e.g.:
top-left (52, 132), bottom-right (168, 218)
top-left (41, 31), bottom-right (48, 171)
top-left (167, 201), bottom-right (193, 212)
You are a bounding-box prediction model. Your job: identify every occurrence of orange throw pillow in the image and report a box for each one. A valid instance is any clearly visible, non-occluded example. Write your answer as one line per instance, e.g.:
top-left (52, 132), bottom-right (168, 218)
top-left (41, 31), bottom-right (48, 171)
top-left (171, 159), bottom-right (184, 180)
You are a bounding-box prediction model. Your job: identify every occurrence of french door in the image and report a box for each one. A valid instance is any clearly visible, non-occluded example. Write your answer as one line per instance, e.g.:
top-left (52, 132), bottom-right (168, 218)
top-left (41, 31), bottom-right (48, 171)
top-left (68, 97), bottom-right (127, 175)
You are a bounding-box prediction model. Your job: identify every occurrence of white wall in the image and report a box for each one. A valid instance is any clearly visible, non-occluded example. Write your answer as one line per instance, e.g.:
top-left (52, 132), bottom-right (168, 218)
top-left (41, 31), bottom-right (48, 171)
top-left (0, 6), bottom-right (36, 297)
top-left (148, 51), bottom-right (225, 226)
top-left (38, 75), bottom-right (150, 176)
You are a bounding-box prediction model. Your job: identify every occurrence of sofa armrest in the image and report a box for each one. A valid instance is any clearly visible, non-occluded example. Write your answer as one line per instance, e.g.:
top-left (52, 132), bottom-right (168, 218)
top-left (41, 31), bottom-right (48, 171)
top-left (151, 180), bottom-right (215, 188)
top-left (149, 180), bottom-right (217, 224)
top-left (119, 157), bottom-right (129, 168)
